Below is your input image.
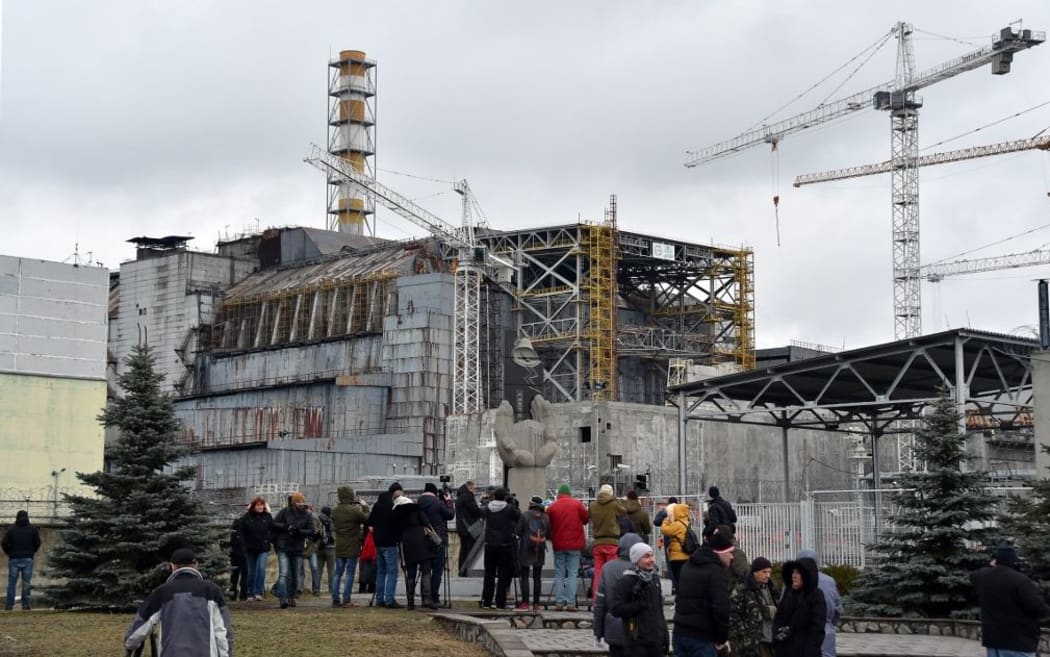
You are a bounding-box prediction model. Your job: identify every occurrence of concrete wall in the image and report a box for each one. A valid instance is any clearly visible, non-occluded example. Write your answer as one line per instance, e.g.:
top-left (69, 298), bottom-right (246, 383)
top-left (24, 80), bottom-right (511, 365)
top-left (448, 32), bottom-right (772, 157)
top-left (446, 400), bottom-right (854, 502)
top-left (0, 255), bottom-right (108, 499)
top-left (0, 255), bottom-right (108, 379)
top-left (113, 251), bottom-right (254, 392)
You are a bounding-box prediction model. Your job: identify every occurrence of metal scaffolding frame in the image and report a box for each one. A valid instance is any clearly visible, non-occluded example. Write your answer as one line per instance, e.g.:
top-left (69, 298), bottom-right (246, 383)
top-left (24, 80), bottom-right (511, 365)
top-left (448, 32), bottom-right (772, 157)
top-left (480, 224), bottom-right (754, 403)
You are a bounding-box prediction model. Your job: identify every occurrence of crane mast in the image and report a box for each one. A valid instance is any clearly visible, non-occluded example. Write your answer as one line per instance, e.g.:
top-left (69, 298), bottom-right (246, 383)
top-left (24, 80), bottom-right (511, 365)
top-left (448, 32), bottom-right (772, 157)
top-left (687, 22), bottom-right (1044, 340)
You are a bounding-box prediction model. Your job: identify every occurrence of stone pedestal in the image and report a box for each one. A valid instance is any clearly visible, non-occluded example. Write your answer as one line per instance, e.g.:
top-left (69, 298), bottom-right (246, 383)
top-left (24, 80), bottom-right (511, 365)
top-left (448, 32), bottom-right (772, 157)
top-left (507, 465), bottom-right (548, 500)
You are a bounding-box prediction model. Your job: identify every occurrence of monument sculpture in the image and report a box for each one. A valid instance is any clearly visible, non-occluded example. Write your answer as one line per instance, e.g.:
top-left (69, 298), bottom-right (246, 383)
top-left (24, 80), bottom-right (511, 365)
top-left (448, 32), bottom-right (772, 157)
top-left (493, 396), bottom-right (559, 498)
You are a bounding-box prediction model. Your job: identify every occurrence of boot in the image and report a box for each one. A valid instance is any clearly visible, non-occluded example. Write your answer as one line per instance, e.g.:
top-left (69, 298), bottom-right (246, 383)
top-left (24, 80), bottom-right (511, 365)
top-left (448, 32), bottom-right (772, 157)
top-left (420, 572), bottom-right (435, 609)
top-left (405, 576), bottom-right (415, 610)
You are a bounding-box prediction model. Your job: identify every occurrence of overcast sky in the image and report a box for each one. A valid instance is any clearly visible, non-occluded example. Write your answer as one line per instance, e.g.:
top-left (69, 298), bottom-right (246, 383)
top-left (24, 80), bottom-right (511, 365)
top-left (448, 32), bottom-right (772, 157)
top-left (3, 1), bottom-right (1050, 350)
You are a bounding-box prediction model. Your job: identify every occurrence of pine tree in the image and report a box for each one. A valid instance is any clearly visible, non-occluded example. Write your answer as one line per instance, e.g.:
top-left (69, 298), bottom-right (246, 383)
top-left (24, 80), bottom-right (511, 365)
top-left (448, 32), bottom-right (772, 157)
top-left (44, 344), bottom-right (226, 610)
top-left (1000, 444), bottom-right (1050, 601)
top-left (850, 389), bottom-right (993, 618)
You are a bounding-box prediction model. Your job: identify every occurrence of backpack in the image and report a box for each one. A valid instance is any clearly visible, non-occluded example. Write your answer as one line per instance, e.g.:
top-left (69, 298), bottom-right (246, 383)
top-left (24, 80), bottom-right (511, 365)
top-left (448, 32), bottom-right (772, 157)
top-left (526, 512), bottom-right (546, 554)
top-left (677, 522), bottom-right (700, 555)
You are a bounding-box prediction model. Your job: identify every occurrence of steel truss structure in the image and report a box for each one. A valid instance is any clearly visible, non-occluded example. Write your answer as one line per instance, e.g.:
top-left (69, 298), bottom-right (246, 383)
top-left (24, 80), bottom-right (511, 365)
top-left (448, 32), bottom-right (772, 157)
top-left (670, 328), bottom-right (1037, 508)
top-left (480, 224), bottom-right (754, 403)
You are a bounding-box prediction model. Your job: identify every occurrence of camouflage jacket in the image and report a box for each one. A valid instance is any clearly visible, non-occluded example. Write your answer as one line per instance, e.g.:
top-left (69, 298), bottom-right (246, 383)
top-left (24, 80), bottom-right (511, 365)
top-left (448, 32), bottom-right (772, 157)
top-left (728, 574), bottom-right (777, 657)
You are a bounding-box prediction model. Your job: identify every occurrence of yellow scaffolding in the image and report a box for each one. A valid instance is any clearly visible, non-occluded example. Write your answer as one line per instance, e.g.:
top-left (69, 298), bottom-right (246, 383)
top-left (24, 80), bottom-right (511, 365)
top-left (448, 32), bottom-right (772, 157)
top-left (586, 221), bottom-right (617, 400)
top-left (732, 248), bottom-right (755, 369)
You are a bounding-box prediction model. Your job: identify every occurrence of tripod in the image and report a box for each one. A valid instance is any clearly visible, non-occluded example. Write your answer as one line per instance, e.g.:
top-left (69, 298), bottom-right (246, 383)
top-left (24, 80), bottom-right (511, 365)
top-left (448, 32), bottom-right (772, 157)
top-left (442, 538), bottom-right (452, 609)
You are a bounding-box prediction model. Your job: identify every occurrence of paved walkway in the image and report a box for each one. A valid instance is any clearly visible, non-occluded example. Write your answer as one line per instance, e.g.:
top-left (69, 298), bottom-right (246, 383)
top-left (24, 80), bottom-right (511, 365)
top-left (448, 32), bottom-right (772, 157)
top-left (517, 629), bottom-right (983, 656)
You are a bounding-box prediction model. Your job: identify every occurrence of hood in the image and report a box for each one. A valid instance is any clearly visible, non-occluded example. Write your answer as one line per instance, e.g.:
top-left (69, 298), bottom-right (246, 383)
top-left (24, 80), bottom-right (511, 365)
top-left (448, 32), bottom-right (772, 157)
top-left (672, 503), bottom-right (691, 523)
top-left (338, 486), bottom-right (357, 504)
top-left (797, 549), bottom-right (820, 565)
top-left (487, 499), bottom-right (508, 512)
top-left (617, 532), bottom-right (644, 559)
top-left (392, 494), bottom-right (413, 507)
top-left (15, 510), bottom-right (29, 526)
top-left (596, 489), bottom-right (616, 504)
top-left (781, 559), bottom-right (819, 594)
top-left (623, 499), bottom-right (642, 513)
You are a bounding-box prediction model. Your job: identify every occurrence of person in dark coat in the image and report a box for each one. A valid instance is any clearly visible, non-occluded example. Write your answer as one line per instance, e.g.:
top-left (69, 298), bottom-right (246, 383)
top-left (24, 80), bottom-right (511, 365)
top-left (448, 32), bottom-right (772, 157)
top-left (773, 559), bottom-right (827, 657)
top-left (706, 486), bottom-right (737, 532)
top-left (419, 482), bottom-right (455, 607)
top-left (516, 496), bottom-right (552, 610)
top-left (239, 496), bottom-right (272, 601)
top-left (672, 530), bottom-right (735, 656)
top-left (610, 543), bottom-right (669, 657)
top-left (270, 492), bottom-right (316, 609)
top-left (480, 487), bottom-right (521, 609)
top-left (972, 541), bottom-right (1050, 656)
top-left (228, 517), bottom-right (248, 601)
top-left (455, 481), bottom-right (481, 575)
top-left (392, 492), bottom-right (436, 610)
top-left (594, 532), bottom-right (645, 656)
top-left (2, 510), bottom-right (41, 611)
top-left (367, 483), bottom-right (403, 608)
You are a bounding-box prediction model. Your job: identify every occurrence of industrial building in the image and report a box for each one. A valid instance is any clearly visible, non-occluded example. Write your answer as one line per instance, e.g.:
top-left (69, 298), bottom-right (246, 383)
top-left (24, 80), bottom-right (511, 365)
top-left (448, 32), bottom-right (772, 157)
top-left (0, 255), bottom-right (109, 519)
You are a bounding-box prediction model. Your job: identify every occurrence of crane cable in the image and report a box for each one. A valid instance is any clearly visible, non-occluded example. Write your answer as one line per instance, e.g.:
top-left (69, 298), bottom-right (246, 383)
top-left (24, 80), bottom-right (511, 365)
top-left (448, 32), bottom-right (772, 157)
top-left (927, 222), bottom-right (1050, 265)
top-left (771, 140), bottom-right (782, 247)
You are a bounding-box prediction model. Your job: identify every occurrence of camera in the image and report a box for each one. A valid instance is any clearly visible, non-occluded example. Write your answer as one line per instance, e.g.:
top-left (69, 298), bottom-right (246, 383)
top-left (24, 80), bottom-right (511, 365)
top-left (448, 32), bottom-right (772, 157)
top-left (439, 474), bottom-right (453, 499)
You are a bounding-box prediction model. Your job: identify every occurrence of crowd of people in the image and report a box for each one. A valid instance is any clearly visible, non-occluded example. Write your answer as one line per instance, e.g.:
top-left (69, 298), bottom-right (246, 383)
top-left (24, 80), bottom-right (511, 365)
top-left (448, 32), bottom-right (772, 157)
top-left (112, 479), bottom-right (1049, 657)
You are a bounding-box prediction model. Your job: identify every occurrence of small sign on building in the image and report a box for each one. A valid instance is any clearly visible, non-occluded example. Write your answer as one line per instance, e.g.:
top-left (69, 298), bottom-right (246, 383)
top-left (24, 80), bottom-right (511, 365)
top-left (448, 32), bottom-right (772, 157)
top-left (652, 242), bottom-right (675, 261)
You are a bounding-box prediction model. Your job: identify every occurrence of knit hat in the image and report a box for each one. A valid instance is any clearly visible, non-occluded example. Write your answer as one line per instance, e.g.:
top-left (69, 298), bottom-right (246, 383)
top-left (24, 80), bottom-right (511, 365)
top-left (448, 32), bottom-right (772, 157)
top-left (530, 495), bottom-right (544, 505)
top-left (558, 483), bottom-right (571, 495)
top-left (170, 547), bottom-right (197, 565)
top-left (388, 481), bottom-right (403, 493)
top-left (751, 556), bottom-right (773, 573)
top-left (290, 492), bottom-right (306, 505)
top-left (424, 482), bottom-right (439, 494)
top-left (708, 530), bottom-right (735, 554)
top-left (994, 542), bottom-right (1018, 565)
top-left (598, 483), bottom-right (614, 496)
top-left (629, 542), bottom-right (653, 565)
top-left (708, 486), bottom-right (720, 499)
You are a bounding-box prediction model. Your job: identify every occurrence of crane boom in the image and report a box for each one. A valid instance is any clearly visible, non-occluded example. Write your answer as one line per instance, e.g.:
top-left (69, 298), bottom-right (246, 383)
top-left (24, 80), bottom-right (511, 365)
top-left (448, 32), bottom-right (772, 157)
top-left (685, 26), bottom-right (1045, 167)
top-left (305, 145), bottom-right (470, 248)
top-left (795, 135), bottom-right (1050, 186)
top-left (922, 249), bottom-right (1050, 282)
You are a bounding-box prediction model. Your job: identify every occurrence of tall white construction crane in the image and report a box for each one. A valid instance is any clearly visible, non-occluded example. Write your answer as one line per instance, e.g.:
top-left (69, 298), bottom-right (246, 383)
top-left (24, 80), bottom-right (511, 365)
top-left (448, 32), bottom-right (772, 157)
top-left (686, 22), bottom-right (1045, 339)
top-left (304, 145), bottom-right (513, 415)
top-left (921, 249), bottom-right (1050, 282)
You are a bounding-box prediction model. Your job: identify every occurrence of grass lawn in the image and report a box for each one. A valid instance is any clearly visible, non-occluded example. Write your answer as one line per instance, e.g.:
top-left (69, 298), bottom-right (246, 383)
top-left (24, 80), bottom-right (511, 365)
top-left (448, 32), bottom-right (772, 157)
top-left (0, 601), bottom-right (492, 657)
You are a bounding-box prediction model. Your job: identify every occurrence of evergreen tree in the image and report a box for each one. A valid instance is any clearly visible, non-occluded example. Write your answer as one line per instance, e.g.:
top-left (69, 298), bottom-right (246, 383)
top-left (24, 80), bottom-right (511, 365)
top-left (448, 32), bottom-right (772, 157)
top-left (45, 344), bottom-right (225, 610)
top-left (1000, 444), bottom-right (1050, 601)
top-left (851, 389), bottom-right (993, 618)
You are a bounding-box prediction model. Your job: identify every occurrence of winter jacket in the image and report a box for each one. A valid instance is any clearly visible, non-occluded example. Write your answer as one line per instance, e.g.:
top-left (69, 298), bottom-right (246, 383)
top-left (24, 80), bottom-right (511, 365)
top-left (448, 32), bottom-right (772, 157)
top-left (239, 509), bottom-right (272, 555)
top-left (454, 484), bottom-right (482, 537)
top-left (418, 491), bottom-right (455, 541)
top-left (773, 560), bottom-right (827, 657)
top-left (331, 486), bottom-right (369, 558)
top-left (124, 567), bottom-right (233, 657)
top-left (623, 499), bottom-right (652, 539)
top-left (316, 511), bottom-right (335, 550)
top-left (707, 496), bottom-right (736, 529)
top-left (392, 496), bottom-right (435, 565)
top-left (972, 563), bottom-right (1050, 653)
top-left (482, 499), bottom-right (521, 548)
top-left (271, 504), bottom-right (316, 556)
top-left (661, 503), bottom-right (694, 562)
top-left (589, 490), bottom-right (625, 547)
top-left (729, 571), bottom-right (780, 657)
top-left (673, 544), bottom-right (731, 643)
top-left (302, 515), bottom-right (323, 558)
top-left (1, 511), bottom-right (41, 559)
top-left (610, 567), bottom-right (669, 656)
top-left (546, 493), bottom-right (589, 552)
top-left (228, 518), bottom-right (246, 561)
top-left (593, 533), bottom-right (645, 647)
top-left (797, 550), bottom-right (843, 657)
top-left (367, 492), bottom-right (399, 548)
top-left (516, 503), bottom-right (551, 567)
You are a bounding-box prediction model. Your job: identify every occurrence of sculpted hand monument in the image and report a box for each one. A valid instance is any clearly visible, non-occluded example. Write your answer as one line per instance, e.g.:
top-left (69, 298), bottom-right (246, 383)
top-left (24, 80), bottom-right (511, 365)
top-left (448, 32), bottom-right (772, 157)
top-left (493, 396), bottom-right (559, 467)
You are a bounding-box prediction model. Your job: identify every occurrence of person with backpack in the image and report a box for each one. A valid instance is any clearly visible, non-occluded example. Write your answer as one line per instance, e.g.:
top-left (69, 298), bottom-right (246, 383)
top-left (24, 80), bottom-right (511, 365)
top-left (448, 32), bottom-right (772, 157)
top-left (660, 502), bottom-right (696, 595)
top-left (706, 486), bottom-right (737, 532)
top-left (480, 487), bottom-right (521, 609)
top-left (515, 496), bottom-right (551, 611)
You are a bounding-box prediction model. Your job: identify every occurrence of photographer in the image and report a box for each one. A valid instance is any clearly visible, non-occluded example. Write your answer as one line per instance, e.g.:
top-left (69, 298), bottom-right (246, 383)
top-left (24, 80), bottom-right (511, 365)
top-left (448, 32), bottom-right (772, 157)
top-left (270, 492), bottom-right (317, 609)
top-left (419, 481), bottom-right (455, 608)
top-left (455, 481), bottom-right (482, 575)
